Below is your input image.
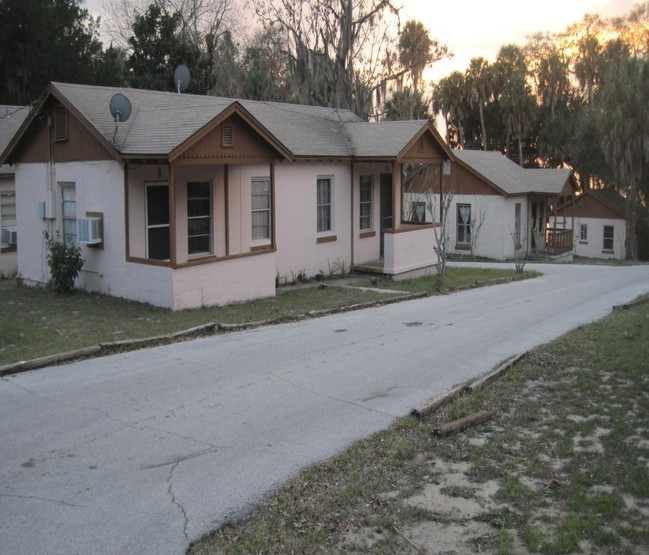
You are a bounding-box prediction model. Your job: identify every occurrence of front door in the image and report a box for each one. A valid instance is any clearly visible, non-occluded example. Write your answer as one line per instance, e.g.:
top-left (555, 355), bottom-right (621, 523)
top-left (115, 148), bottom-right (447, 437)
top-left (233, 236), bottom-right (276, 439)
top-left (380, 173), bottom-right (392, 257)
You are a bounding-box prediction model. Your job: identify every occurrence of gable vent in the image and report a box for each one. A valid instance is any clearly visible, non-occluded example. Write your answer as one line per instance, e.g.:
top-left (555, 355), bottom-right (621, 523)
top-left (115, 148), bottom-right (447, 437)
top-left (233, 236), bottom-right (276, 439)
top-left (222, 125), bottom-right (233, 147)
top-left (417, 136), bottom-right (425, 153)
top-left (54, 107), bottom-right (68, 142)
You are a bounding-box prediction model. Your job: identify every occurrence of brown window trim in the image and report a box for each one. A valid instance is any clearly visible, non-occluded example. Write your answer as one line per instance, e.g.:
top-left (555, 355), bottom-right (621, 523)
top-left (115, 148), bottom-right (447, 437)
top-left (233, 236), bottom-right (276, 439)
top-left (251, 244), bottom-right (273, 252)
top-left (359, 231), bottom-right (376, 239)
top-left (602, 249), bottom-right (614, 254)
top-left (384, 223), bottom-right (434, 234)
top-left (127, 247), bottom-right (277, 269)
top-left (579, 240), bottom-right (588, 245)
top-left (316, 235), bottom-right (337, 244)
top-left (1, 245), bottom-right (17, 253)
top-left (455, 243), bottom-right (471, 251)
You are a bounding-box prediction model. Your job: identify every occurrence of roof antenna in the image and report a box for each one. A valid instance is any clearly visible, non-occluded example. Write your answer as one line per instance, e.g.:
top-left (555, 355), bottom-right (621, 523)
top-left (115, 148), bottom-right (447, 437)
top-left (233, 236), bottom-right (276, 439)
top-left (174, 64), bottom-right (191, 94)
top-left (109, 93), bottom-right (132, 145)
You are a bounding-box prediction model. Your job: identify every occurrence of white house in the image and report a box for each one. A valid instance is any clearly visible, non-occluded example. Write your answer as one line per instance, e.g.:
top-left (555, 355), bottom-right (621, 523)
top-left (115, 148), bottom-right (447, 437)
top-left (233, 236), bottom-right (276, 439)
top-left (0, 82), bottom-right (452, 309)
top-left (551, 189), bottom-right (627, 260)
top-left (442, 150), bottom-right (578, 260)
top-left (0, 106), bottom-right (29, 278)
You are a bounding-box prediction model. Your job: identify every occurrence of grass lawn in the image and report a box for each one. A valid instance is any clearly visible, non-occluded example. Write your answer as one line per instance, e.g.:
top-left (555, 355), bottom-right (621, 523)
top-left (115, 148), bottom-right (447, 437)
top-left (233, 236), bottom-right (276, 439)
top-left (0, 266), bottom-right (532, 366)
top-left (190, 297), bottom-right (649, 555)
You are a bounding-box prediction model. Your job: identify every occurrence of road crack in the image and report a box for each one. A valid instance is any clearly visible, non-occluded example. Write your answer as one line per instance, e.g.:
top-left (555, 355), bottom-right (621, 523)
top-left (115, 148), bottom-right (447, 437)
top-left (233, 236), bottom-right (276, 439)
top-left (168, 461), bottom-right (189, 541)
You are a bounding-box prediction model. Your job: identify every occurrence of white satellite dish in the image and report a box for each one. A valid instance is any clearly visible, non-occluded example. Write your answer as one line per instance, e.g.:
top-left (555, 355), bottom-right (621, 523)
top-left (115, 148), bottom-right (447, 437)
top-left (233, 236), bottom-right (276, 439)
top-left (109, 93), bottom-right (132, 145)
top-left (174, 64), bottom-right (191, 94)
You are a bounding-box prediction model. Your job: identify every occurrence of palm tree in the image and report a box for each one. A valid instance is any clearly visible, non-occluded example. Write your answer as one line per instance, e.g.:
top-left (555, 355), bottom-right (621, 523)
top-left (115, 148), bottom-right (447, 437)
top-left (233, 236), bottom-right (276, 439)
top-left (574, 35), bottom-right (601, 111)
top-left (465, 57), bottom-right (492, 150)
top-left (499, 72), bottom-right (536, 166)
top-left (598, 55), bottom-right (649, 259)
top-left (432, 71), bottom-right (467, 147)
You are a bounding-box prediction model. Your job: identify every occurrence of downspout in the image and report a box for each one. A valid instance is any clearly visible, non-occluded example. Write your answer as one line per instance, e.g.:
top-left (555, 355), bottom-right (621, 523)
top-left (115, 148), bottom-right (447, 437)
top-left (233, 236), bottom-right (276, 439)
top-left (391, 162), bottom-right (400, 231)
top-left (123, 160), bottom-right (129, 260)
top-left (350, 160), bottom-right (354, 266)
top-left (224, 164), bottom-right (230, 257)
top-left (270, 161), bottom-right (276, 251)
top-left (169, 162), bottom-right (176, 267)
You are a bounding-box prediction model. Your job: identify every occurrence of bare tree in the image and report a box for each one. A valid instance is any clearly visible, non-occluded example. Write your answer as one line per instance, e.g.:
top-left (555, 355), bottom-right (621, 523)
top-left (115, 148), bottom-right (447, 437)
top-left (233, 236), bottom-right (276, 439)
top-left (511, 231), bottom-right (527, 273)
top-left (430, 188), bottom-right (454, 289)
top-left (469, 195), bottom-right (488, 257)
top-left (102, 0), bottom-right (238, 49)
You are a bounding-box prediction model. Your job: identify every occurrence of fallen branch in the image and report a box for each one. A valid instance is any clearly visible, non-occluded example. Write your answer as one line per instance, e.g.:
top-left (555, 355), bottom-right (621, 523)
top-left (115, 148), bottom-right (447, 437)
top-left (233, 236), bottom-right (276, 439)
top-left (466, 353), bottom-right (525, 393)
top-left (433, 410), bottom-right (494, 437)
top-left (411, 382), bottom-right (469, 419)
top-left (392, 524), bottom-right (426, 554)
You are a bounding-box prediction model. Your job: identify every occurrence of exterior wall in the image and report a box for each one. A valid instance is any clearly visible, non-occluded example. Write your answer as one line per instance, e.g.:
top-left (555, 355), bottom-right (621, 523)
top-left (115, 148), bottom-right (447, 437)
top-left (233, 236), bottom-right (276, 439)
top-left (352, 162), bottom-right (385, 265)
top-left (172, 250), bottom-right (276, 310)
top-left (550, 215), bottom-right (625, 260)
top-left (384, 225), bottom-right (437, 277)
top-left (274, 161), bottom-right (352, 281)
top-left (0, 173), bottom-right (17, 277)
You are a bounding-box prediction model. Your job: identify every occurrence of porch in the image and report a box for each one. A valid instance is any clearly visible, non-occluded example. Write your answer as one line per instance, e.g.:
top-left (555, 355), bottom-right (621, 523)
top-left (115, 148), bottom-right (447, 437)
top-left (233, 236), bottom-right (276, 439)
top-left (545, 228), bottom-right (573, 256)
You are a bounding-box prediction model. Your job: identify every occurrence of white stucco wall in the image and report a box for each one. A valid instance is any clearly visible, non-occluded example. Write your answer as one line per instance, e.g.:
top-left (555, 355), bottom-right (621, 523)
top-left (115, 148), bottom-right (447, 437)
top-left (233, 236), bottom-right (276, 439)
top-left (384, 226), bottom-right (437, 277)
top-left (274, 161), bottom-right (352, 280)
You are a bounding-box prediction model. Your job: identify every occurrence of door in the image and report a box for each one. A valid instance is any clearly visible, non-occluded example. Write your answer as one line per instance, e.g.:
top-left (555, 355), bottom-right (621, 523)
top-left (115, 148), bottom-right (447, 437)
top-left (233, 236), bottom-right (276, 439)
top-left (380, 173), bottom-right (392, 257)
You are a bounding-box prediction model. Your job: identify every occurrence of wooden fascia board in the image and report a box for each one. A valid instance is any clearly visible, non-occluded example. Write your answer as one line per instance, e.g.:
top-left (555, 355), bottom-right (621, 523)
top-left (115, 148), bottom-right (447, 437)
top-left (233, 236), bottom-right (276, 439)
top-left (48, 85), bottom-right (123, 163)
top-left (562, 191), bottom-right (626, 219)
top-left (169, 101), bottom-right (294, 162)
top-left (452, 155), bottom-right (508, 197)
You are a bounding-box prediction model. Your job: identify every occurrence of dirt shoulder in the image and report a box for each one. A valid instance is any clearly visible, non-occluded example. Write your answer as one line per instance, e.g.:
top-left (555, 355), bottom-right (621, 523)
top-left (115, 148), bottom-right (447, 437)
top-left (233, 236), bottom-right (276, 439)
top-left (191, 297), bottom-right (649, 555)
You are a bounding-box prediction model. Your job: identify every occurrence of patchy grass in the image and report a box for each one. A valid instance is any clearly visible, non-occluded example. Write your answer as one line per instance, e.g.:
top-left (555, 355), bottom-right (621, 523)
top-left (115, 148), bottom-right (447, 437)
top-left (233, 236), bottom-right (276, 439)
top-left (190, 297), bottom-right (649, 555)
top-left (0, 267), bottom-right (533, 366)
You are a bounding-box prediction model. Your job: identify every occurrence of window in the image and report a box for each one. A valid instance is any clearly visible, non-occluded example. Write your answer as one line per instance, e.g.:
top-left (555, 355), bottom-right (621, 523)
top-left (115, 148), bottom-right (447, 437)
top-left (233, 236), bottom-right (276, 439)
top-left (411, 202), bottom-right (426, 222)
top-left (187, 181), bottom-right (211, 254)
top-left (603, 225), bottom-right (614, 251)
top-left (457, 204), bottom-right (472, 244)
top-left (580, 224), bottom-right (588, 241)
top-left (0, 193), bottom-right (16, 228)
top-left (251, 178), bottom-right (271, 240)
top-left (61, 183), bottom-right (76, 243)
top-left (513, 203), bottom-right (522, 246)
top-left (146, 183), bottom-right (170, 260)
top-left (359, 176), bottom-right (372, 231)
top-left (317, 177), bottom-right (332, 232)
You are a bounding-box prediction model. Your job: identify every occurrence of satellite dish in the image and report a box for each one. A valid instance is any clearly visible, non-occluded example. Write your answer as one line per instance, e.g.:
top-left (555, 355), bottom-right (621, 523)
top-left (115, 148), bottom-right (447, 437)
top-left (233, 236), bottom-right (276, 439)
top-left (174, 64), bottom-right (191, 94)
top-left (109, 93), bottom-right (132, 145)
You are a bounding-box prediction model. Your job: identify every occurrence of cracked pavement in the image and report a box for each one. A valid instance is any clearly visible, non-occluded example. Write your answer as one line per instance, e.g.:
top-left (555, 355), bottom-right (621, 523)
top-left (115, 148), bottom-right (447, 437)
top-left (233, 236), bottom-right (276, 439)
top-left (1, 263), bottom-right (648, 554)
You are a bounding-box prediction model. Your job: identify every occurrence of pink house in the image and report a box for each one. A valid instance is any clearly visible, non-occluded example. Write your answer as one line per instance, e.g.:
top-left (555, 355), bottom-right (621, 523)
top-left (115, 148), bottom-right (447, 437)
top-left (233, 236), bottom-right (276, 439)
top-left (0, 82), bottom-right (452, 309)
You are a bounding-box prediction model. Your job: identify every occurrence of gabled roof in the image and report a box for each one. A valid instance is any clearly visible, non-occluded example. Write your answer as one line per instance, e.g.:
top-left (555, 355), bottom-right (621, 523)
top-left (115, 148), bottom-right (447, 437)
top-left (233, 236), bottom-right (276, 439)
top-left (1, 82), bottom-right (454, 165)
top-left (452, 149), bottom-right (576, 196)
top-left (559, 188), bottom-right (627, 219)
top-left (0, 106), bottom-right (30, 173)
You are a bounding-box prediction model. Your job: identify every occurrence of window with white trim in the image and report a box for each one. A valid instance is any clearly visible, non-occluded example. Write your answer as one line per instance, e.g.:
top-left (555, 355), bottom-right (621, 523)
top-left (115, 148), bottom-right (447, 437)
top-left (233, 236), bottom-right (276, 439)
top-left (580, 224), bottom-right (588, 241)
top-left (0, 193), bottom-right (16, 229)
top-left (146, 183), bottom-right (170, 260)
top-left (603, 225), bottom-right (614, 251)
top-left (317, 177), bottom-right (332, 232)
top-left (359, 176), bottom-right (372, 231)
top-left (61, 183), bottom-right (76, 244)
top-left (251, 178), bottom-right (271, 240)
top-left (457, 203), bottom-right (471, 244)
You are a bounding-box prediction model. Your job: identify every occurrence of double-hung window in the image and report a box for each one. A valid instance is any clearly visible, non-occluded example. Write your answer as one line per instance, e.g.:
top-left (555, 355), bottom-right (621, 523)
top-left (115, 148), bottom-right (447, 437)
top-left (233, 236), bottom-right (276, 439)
top-left (580, 224), bottom-right (588, 241)
top-left (317, 177), bottom-right (332, 233)
top-left (0, 192), bottom-right (16, 235)
top-left (603, 225), bottom-right (614, 251)
top-left (251, 178), bottom-right (271, 240)
top-left (457, 204), bottom-right (472, 245)
top-left (359, 176), bottom-right (372, 231)
top-left (61, 183), bottom-right (76, 244)
top-left (187, 181), bottom-right (211, 255)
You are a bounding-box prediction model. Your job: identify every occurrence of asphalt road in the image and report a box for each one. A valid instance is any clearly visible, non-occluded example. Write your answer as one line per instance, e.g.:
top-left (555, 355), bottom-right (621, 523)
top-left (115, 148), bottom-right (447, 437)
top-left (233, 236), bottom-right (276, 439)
top-left (1, 263), bottom-right (648, 554)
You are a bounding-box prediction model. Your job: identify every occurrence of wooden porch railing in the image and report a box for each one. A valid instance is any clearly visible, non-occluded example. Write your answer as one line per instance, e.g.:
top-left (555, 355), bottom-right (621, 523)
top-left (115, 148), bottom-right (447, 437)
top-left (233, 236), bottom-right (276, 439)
top-left (545, 228), bottom-right (573, 255)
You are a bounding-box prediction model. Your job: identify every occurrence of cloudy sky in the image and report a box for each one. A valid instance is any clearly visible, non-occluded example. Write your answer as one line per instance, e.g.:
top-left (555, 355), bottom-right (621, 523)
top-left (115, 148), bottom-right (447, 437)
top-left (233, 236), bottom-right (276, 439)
top-left (84, 0), bottom-right (638, 82)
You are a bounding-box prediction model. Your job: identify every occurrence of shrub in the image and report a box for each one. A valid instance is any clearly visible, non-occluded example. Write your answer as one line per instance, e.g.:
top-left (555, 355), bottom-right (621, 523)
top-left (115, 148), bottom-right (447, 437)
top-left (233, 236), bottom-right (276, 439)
top-left (46, 233), bottom-right (84, 293)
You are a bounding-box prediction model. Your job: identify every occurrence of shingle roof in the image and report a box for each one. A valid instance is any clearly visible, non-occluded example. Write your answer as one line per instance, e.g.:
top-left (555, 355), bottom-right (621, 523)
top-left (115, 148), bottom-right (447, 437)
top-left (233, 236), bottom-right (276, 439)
top-left (452, 149), bottom-right (574, 196)
top-left (345, 120), bottom-right (428, 157)
top-left (0, 105), bottom-right (30, 169)
top-left (50, 82), bottom-right (364, 157)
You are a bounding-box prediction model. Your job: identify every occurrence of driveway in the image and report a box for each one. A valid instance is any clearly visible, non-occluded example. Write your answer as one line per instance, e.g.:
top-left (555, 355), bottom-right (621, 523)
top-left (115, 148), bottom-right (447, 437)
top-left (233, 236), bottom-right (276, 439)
top-left (1, 263), bottom-right (648, 554)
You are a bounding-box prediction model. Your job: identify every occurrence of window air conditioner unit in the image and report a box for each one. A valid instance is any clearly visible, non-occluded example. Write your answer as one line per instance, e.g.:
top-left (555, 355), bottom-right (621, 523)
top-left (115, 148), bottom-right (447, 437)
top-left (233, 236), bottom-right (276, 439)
top-left (77, 217), bottom-right (103, 244)
top-left (1, 226), bottom-right (17, 245)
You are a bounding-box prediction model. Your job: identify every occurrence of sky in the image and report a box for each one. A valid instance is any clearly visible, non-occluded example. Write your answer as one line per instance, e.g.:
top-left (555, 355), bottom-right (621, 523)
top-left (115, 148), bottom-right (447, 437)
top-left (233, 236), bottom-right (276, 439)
top-left (84, 0), bottom-right (638, 82)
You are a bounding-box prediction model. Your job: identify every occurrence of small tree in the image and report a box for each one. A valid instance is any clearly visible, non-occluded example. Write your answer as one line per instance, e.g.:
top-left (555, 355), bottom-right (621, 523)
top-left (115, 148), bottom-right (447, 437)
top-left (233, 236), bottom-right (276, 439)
top-left (46, 233), bottom-right (83, 293)
top-left (428, 188), bottom-right (454, 290)
top-left (469, 195), bottom-right (488, 257)
top-left (511, 231), bottom-right (527, 273)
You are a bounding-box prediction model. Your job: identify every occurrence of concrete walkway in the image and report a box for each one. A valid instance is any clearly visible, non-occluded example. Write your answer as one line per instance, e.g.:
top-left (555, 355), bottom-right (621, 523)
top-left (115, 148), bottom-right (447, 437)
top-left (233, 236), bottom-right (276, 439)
top-left (1, 263), bottom-right (648, 555)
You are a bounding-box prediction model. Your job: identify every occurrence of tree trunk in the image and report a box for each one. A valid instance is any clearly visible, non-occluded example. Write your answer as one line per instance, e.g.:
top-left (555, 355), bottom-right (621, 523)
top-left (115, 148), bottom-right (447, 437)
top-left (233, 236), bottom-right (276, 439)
top-left (479, 103), bottom-right (487, 150)
top-left (626, 178), bottom-right (638, 260)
